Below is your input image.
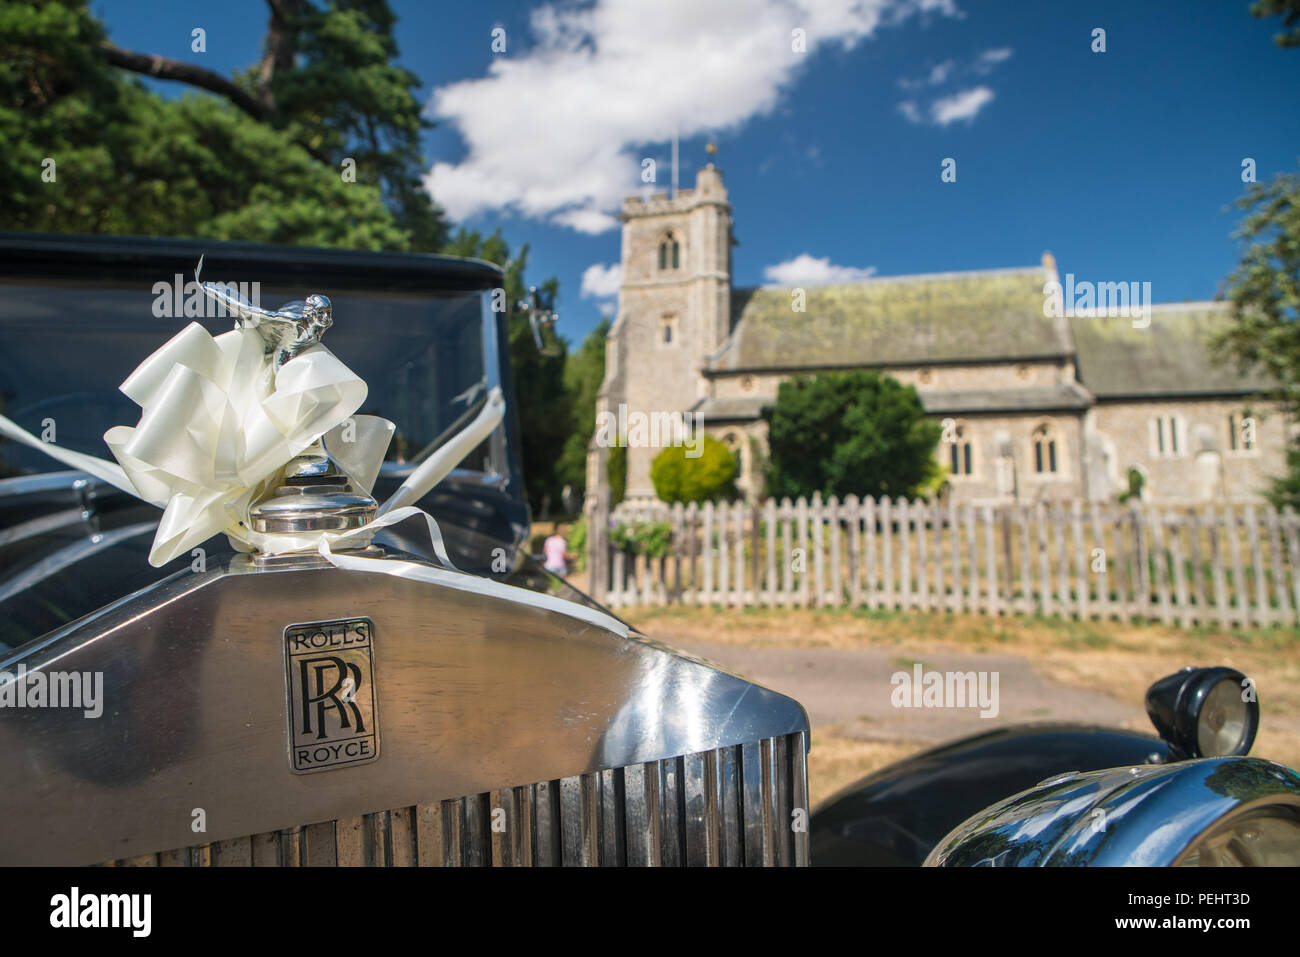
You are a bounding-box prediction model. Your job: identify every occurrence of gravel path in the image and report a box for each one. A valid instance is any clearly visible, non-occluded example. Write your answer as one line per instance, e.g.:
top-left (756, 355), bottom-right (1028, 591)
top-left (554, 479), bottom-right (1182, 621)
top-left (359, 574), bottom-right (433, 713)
top-left (668, 638), bottom-right (1143, 743)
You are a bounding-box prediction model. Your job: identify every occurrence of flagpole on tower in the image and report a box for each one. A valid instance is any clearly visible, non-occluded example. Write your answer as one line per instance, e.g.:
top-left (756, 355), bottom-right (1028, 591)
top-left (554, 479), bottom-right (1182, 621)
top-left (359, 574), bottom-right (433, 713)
top-left (671, 127), bottom-right (678, 199)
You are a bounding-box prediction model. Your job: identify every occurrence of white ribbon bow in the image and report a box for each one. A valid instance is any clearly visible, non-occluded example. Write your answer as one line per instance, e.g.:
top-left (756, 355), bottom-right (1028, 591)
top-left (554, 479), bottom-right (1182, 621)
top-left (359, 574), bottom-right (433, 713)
top-left (108, 322), bottom-right (370, 564)
top-left (0, 321), bottom-right (500, 567)
top-left (0, 319), bottom-right (628, 638)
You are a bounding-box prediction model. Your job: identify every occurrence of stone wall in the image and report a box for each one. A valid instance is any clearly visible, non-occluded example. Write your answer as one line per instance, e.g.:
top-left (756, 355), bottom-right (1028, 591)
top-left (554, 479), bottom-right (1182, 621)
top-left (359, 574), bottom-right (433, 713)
top-left (1088, 397), bottom-right (1284, 504)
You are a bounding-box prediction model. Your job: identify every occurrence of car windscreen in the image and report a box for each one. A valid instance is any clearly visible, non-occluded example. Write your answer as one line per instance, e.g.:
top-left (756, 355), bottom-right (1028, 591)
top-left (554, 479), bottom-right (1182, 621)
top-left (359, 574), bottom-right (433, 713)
top-left (0, 279), bottom-right (489, 478)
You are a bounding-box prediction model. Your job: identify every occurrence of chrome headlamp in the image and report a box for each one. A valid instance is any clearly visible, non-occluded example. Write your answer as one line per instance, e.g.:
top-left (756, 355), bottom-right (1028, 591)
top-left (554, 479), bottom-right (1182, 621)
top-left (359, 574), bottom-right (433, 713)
top-left (1145, 666), bottom-right (1259, 760)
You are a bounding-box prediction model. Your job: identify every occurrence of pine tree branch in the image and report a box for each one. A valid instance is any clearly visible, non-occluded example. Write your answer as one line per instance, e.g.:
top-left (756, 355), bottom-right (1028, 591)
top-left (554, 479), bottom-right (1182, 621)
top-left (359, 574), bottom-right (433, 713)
top-left (100, 41), bottom-right (269, 122)
top-left (256, 0), bottom-right (303, 114)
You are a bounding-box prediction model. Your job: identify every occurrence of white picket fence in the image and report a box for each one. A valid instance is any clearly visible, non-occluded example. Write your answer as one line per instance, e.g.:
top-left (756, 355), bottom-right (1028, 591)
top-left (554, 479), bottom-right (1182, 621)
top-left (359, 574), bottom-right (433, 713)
top-left (590, 494), bottom-right (1300, 629)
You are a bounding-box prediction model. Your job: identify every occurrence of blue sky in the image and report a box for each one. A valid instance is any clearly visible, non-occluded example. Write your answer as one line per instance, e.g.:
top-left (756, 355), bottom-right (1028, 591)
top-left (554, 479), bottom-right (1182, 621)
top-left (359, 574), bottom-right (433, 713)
top-left (98, 0), bottom-right (1300, 347)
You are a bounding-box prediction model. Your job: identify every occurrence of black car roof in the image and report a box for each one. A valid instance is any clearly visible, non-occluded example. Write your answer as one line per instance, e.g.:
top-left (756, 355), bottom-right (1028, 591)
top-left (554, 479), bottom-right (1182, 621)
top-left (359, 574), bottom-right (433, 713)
top-left (0, 232), bottom-right (504, 293)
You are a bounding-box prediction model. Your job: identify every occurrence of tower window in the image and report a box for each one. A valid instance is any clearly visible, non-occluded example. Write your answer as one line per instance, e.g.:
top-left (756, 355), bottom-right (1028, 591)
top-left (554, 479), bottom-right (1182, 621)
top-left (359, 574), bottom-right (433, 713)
top-left (658, 231), bottom-right (681, 271)
top-left (659, 314), bottom-right (677, 346)
top-left (1033, 424), bottom-right (1059, 474)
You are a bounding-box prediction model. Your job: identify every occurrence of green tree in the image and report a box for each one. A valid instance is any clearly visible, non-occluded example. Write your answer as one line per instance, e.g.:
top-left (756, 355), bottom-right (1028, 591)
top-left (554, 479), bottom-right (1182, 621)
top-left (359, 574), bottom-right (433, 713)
top-left (443, 228), bottom-right (570, 517)
top-left (762, 370), bottom-right (941, 500)
top-left (1253, 0), bottom-right (1300, 47)
top-left (650, 436), bottom-right (737, 504)
top-left (1212, 166), bottom-right (1300, 506)
top-left (1, 0), bottom-right (446, 249)
top-left (556, 318), bottom-right (610, 504)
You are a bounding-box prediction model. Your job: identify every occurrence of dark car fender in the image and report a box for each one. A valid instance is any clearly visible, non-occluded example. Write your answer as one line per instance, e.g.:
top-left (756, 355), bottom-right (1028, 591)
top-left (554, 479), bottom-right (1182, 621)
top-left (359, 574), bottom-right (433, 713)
top-left (810, 723), bottom-right (1168, 866)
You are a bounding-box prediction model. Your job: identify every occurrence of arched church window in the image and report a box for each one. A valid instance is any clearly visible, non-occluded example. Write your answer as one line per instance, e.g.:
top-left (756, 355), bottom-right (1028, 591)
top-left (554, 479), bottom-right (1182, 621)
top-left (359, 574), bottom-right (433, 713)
top-left (946, 420), bottom-right (974, 476)
top-left (658, 231), bottom-right (681, 271)
top-left (660, 314), bottom-right (677, 345)
top-left (1228, 412), bottom-right (1257, 453)
top-left (1033, 423), bottom-right (1059, 474)
top-left (1151, 415), bottom-right (1183, 457)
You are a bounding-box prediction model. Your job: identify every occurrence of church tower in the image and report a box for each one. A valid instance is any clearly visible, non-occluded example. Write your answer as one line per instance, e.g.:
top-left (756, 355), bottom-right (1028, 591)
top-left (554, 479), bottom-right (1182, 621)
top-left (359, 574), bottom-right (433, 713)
top-left (596, 163), bottom-right (733, 501)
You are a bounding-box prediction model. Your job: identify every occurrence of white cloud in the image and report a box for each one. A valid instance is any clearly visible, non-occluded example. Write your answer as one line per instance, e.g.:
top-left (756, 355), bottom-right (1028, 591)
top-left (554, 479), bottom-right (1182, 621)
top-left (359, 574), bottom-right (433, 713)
top-left (424, 0), bottom-right (961, 232)
top-left (581, 262), bottom-right (623, 299)
top-left (555, 208), bottom-right (622, 235)
top-left (899, 58), bottom-right (955, 90)
top-left (927, 59), bottom-right (956, 84)
top-left (895, 47), bottom-right (1009, 125)
top-left (763, 254), bottom-right (877, 286)
top-left (930, 85), bottom-right (994, 124)
top-left (975, 46), bottom-right (1013, 72)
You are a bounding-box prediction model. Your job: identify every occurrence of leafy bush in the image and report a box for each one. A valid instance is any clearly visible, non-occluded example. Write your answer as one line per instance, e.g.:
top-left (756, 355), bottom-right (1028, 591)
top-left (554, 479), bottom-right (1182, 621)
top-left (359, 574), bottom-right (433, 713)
top-left (650, 436), bottom-right (737, 504)
top-left (762, 371), bottom-right (941, 500)
top-left (568, 515), bottom-right (588, 571)
top-left (610, 521), bottom-right (673, 558)
top-left (1118, 467), bottom-right (1146, 504)
top-left (607, 443), bottom-right (627, 505)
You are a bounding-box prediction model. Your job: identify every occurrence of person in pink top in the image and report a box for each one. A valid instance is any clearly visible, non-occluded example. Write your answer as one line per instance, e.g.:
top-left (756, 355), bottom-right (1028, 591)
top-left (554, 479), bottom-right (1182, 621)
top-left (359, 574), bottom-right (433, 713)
top-left (542, 524), bottom-right (574, 577)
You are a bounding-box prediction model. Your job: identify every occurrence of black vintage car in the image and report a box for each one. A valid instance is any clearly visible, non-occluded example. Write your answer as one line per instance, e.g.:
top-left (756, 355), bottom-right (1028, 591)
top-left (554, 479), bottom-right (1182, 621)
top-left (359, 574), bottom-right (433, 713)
top-left (812, 666), bottom-right (1300, 866)
top-left (0, 233), bottom-right (809, 866)
top-left (1, 233), bottom-right (1297, 868)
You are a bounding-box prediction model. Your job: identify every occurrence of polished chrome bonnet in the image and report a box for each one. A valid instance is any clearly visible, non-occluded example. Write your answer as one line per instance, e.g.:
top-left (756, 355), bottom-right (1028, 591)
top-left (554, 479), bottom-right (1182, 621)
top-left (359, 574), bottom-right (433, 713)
top-left (926, 756), bottom-right (1300, 866)
top-left (0, 550), bottom-right (809, 866)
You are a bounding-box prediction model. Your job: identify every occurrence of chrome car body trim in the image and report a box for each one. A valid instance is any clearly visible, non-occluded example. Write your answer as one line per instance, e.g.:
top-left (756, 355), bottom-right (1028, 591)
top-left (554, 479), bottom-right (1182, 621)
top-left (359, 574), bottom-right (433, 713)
top-left (0, 520), bottom-right (156, 604)
top-left (0, 551), bottom-right (809, 866)
top-left (0, 506), bottom-right (87, 548)
top-left (479, 290), bottom-right (509, 481)
top-left (0, 471), bottom-right (101, 497)
top-left (106, 731), bottom-right (809, 867)
top-left (925, 756), bottom-right (1300, 866)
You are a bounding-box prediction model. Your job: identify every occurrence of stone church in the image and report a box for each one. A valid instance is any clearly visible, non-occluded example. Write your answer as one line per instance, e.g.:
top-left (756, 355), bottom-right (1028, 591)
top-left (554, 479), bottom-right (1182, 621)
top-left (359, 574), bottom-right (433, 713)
top-left (591, 164), bottom-right (1282, 507)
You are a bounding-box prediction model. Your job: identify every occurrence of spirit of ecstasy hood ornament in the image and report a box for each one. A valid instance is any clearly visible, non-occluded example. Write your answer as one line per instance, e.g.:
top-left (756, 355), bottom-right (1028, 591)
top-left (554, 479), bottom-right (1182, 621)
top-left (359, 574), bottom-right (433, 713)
top-left (197, 255), bottom-right (333, 370)
top-left (197, 258), bottom-right (377, 537)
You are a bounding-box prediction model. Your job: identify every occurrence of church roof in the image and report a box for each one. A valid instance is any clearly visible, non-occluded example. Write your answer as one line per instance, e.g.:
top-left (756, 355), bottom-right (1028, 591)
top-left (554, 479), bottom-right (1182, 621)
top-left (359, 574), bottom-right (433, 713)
top-left (690, 396), bottom-right (769, 421)
top-left (920, 382), bottom-right (1093, 414)
top-left (709, 266), bottom-right (1068, 372)
top-left (1070, 303), bottom-right (1267, 399)
top-left (692, 382), bottom-right (1094, 423)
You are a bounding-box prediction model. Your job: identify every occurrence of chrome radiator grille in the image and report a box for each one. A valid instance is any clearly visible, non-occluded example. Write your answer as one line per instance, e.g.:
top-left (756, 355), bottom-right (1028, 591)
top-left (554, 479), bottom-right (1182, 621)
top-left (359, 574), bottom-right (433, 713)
top-left (109, 732), bottom-right (809, 867)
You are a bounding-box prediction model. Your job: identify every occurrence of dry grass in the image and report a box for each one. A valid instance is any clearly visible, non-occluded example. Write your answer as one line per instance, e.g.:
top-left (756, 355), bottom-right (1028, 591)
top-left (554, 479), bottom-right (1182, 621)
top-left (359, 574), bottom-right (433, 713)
top-left (625, 604), bottom-right (1300, 780)
top-left (808, 730), bottom-right (917, 809)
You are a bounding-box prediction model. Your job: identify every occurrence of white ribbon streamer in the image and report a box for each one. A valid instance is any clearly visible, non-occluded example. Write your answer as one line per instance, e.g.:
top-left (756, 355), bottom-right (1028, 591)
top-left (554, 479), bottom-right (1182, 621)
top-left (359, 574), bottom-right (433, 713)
top-left (315, 508), bottom-right (629, 638)
top-left (381, 387), bottom-right (506, 514)
top-left (0, 416), bottom-right (137, 497)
